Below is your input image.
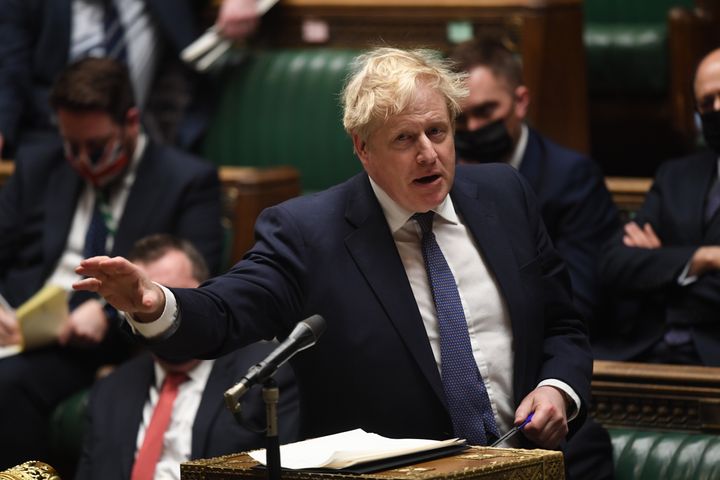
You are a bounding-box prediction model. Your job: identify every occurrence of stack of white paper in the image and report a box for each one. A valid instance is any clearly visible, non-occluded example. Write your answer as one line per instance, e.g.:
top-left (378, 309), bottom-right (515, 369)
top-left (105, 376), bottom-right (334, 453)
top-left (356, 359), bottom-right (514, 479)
top-left (249, 428), bottom-right (465, 470)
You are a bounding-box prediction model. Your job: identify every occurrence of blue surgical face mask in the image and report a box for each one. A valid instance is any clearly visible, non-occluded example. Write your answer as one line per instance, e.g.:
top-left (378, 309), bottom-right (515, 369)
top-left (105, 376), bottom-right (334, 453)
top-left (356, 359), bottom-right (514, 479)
top-left (454, 119), bottom-right (514, 163)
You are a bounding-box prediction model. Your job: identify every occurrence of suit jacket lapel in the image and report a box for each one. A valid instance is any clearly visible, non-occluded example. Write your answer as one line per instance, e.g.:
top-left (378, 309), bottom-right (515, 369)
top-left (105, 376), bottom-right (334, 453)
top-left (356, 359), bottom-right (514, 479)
top-left (119, 355), bottom-right (156, 479)
top-left (699, 154), bottom-right (720, 240)
top-left (37, 0), bottom-right (71, 80)
top-left (344, 175), bottom-right (446, 407)
top-left (113, 142), bottom-right (159, 255)
top-left (191, 357), bottom-right (232, 458)
top-left (450, 177), bottom-right (529, 399)
top-left (43, 160), bottom-right (82, 281)
top-left (518, 128), bottom-right (544, 195)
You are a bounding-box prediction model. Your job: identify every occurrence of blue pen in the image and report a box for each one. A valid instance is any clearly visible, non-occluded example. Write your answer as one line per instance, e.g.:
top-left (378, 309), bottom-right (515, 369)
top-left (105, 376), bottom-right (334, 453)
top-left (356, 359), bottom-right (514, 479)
top-left (490, 412), bottom-right (534, 447)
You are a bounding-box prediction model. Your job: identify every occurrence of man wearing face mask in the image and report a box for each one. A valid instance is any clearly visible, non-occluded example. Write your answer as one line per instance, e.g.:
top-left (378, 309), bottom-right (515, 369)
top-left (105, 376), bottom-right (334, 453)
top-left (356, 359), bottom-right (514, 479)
top-left (598, 48), bottom-right (720, 367)
top-left (450, 37), bottom-right (619, 329)
top-left (451, 38), bottom-right (617, 480)
top-left (0, 57), bottom-right (222, 469)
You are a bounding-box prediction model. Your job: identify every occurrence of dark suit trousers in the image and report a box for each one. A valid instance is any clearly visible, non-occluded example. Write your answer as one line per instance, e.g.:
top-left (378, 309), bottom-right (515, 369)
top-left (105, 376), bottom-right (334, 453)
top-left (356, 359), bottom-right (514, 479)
top-left (0, 346), bottom-right (105, 469)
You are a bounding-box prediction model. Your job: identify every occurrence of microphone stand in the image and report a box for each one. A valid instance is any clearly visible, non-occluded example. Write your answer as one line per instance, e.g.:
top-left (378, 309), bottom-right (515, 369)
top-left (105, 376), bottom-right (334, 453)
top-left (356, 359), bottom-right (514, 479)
top-left (262, 378), bottom-right (281, 480)
top-left (227, 377), bottom-right (282, 480)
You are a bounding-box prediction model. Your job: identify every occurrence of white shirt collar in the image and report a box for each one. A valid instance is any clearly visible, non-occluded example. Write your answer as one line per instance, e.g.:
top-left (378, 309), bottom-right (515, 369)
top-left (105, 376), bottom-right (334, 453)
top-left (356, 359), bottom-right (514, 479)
top-left (367, 176), bottom-right (459, 233)
top-left (152, 358), bottom-right (214, 389)
top-left (508, 123), bottom-right (529, 171)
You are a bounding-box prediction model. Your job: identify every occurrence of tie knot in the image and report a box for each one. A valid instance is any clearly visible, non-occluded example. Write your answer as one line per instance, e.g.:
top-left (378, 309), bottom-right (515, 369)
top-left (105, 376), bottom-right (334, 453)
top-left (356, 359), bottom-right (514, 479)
top-left (162, 372), bottom-right (189, 391)
top-left (413, 211), bottom-right (435, 235)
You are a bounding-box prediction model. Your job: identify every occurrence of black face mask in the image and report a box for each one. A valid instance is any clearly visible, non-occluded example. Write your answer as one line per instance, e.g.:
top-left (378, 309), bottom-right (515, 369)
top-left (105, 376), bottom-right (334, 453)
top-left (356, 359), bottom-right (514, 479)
top-left (454, 119), bottom-right (514, 163)
top-left (701, 109), bottom-right (720, 154)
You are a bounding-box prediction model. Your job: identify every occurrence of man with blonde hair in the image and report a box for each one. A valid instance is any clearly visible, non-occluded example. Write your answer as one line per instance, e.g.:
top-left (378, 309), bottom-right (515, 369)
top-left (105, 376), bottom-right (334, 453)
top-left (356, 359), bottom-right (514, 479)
top-left (75, 47), bottom-right (592, 458)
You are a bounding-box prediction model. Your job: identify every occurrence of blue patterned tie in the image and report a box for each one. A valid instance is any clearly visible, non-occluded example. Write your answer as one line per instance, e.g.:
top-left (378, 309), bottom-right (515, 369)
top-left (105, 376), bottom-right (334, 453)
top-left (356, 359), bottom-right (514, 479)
top-left (104, 0), bottom-right (128, 63)
top-left (413, 211), bottom-right (499, 445)
top-left (71, 192), bottom-right (111, 309)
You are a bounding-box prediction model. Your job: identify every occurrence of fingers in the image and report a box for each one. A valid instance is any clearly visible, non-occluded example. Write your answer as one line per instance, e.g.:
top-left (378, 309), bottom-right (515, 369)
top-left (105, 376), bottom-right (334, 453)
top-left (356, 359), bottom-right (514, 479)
top-left (515, 386), bottom-right (568, 449)
top-left (0, 307), bottom-right (20, 346)
top-left (59, 300), bottom-right (108, 347)
top-left (623, 221), bottom-right (662, 249)
top-left (216, 0), bottom-right (259, 40)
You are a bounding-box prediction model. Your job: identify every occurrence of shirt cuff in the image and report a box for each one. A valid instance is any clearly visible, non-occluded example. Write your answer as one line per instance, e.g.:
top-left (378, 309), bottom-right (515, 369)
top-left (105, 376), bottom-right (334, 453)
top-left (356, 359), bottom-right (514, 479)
top-left (677, 260), bottom-right (698, 286)
top-left (537, 379), bottom-right (581, 422)
top-left (123, 283), bottom-right (178, 338)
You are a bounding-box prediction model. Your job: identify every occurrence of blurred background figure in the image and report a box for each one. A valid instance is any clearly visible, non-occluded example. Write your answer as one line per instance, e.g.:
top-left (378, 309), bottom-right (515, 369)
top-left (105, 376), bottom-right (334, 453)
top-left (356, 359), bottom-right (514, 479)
top-left (450, 37), bottom-right (619, 330)
top-left (598, 47), bottom-right (720, 368)
top-left (450, 37), bottom-right (617, 480)
top-left (0, 0), bottom-right (261, 157)
top-left (75, 234), bottom-right (298, 480)
top-left (0, 57), bottom-right (222, 470)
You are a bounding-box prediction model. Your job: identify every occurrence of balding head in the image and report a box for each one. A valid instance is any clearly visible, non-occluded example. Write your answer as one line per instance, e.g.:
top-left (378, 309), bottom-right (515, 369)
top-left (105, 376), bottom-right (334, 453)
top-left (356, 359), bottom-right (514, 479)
top-left (694, 48), bottom-right (720, 113)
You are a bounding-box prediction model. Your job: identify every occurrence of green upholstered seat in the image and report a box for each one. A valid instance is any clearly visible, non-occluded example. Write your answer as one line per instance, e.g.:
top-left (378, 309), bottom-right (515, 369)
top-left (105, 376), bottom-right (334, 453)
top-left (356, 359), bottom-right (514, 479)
top-left (49, 388), bottom-right (89, 475)
top-left (204, 49), bottom-right (362, 193)
top-left (584, 0), bottom-right (693, 95)
top-left (609, 427), bottom-right (720, 480)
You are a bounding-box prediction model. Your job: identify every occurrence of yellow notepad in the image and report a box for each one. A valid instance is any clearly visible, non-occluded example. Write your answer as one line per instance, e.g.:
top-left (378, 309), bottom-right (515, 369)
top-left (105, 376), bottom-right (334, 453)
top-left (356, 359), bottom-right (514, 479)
top-left (0, 285), bottom-right (68, 358)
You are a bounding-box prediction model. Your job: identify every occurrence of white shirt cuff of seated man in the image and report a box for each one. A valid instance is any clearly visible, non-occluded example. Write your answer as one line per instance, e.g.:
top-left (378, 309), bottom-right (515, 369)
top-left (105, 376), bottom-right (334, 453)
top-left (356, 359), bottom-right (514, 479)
top-left (123, 283), bottom-right (178, 338)
top-left (537, 379), bottom-right (581, 422)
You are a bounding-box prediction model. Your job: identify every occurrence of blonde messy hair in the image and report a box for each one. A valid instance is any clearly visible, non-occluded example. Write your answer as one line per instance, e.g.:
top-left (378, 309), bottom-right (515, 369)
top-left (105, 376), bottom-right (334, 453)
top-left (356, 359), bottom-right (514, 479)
top-left (342, 47), bottom-right (468, 141)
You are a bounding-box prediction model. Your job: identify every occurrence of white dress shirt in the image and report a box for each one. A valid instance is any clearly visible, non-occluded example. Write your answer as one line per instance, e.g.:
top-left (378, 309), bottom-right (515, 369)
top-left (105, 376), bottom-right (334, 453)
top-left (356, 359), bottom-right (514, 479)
top-left (129, 174), bottom-right (580, 441)
top-left (70, 0), bottom-right (161, 108)
top-left (135, 360), bottom-right (215, 480)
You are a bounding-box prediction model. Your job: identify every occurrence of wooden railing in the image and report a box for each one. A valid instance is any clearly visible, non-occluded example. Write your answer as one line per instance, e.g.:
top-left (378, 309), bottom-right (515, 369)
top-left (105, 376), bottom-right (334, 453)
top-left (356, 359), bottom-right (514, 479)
top-left (592, 360), bottom-right (720, 433)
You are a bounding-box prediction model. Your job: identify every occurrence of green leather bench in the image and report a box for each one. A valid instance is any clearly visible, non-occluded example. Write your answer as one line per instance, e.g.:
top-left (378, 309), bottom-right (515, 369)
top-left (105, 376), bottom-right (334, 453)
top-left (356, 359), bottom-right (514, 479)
top-left (609, 428), bottom-right (720, 479)
top-left (584, 0), bottom-right (693, 97)
top-left (204, 49), bottom-right (362, 193)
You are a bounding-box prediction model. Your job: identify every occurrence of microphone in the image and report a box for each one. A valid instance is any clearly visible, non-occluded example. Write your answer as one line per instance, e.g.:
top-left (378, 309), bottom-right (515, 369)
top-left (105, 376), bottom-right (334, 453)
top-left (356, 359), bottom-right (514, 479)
top-left (224, 314), bottom-right (326, 411)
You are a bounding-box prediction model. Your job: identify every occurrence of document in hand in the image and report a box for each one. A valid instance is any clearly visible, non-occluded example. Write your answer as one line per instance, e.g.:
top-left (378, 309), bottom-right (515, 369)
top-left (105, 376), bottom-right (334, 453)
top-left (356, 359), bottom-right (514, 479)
top-left (249, 429), bottom-right (467, 472)
top-left (0, 285), bottom-right (68, 359)
top-left (181, 0), bottom-right (280, 71)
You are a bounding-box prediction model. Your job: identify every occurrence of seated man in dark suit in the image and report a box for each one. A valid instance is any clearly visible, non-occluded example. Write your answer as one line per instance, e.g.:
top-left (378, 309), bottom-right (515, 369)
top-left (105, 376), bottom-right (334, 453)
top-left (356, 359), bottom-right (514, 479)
top-left (450, 37), bottom-right (620, 328)
top-left (598, 47), bottom-right (720, 367)
top-left (450, 37), bottom-right (617, 480)
top-left (0, 57), bottom-right (223, 468)
top-left (0, 0), bottom-right (261, 156)
top-left (75, 47), bottom-right (593, 470)
top-left (75, 234), bottom-right (298, 480)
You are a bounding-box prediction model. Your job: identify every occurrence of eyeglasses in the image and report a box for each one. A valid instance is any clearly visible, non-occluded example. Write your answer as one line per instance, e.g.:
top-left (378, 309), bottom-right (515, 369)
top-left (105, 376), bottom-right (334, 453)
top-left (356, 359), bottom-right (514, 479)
top-left (697, 92), bottom-right (720, 114)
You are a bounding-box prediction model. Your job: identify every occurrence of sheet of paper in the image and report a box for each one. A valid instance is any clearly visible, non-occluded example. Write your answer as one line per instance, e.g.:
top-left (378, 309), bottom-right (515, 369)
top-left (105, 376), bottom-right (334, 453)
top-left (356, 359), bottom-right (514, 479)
top-left (249, 428), bottom-right (464, 469)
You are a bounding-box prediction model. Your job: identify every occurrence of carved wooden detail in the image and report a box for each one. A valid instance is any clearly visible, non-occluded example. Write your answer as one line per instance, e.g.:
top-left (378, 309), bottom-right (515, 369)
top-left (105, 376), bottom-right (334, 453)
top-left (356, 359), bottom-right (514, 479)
top-left (591, 360), bottom-right (720, 433)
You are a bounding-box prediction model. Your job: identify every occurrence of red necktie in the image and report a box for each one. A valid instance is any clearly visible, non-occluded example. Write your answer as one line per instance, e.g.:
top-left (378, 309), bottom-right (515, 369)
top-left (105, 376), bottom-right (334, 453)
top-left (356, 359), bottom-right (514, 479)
top-left (130, 372), bottom-right (189, 480)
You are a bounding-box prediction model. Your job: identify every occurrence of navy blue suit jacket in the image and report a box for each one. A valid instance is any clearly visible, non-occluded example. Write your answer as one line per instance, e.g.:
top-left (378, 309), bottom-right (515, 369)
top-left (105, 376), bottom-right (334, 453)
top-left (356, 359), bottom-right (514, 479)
top-left (0, 0), bottom-right (205, 152)
top-left (75, 342), bottom-right (299, 480)
top-left (519, 128), bottom-right (619, 327)
top-left (0, 137), bottom-right (223, 307)
top-left (598, 151), bottom-right (720, 365)
top-left (145, 164), bottom-right (592, 446)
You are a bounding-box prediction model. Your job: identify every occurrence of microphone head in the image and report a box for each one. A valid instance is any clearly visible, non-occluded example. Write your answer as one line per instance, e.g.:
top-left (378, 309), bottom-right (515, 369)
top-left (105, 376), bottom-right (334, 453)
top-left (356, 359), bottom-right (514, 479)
top-left (303, 314), bottom-right (326, 340)
top-left (288, 314), bottom-right (326, 348)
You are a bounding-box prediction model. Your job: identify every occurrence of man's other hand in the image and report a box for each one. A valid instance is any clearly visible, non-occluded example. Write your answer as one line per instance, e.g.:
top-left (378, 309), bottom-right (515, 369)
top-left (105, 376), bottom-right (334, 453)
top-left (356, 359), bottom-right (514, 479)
top-left (623, 221), bottom-right (662, 249)
top-left (514, 385), bottom-right (569, 449)
top-left (0, 306), bottom-right (20, 346)
top-left (58, 299), bottom-right (108, 346)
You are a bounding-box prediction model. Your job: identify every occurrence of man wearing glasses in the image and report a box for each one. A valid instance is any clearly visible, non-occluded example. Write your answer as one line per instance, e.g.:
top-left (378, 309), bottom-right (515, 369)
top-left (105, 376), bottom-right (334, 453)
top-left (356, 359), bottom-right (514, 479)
top-left (597, 48), bottom-right (720, 366)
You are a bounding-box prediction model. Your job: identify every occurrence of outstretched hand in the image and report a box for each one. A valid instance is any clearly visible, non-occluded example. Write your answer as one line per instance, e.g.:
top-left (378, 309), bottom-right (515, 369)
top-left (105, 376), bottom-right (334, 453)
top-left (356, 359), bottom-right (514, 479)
top-left (73, 256), bottom-right (165, 322)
